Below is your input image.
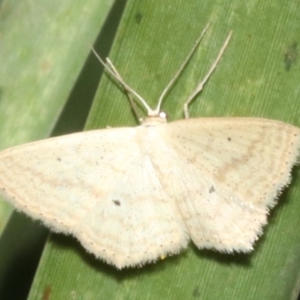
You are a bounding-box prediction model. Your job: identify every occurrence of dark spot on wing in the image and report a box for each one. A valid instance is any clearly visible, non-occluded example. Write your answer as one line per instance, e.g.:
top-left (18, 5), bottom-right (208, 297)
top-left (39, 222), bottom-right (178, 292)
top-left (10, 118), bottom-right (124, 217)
top-left (227, 137), bottom-right (232, 141)
top-left (209, 186), bottom-right (215, 193)
top-left (112, 199), bottom-right (121, 206)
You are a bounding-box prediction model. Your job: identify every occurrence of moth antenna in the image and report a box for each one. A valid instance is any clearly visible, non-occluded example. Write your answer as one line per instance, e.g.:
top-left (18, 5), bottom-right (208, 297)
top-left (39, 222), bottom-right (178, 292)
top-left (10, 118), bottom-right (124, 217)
top-left (91, 48), bottom-right (156, 117)
top-left (155, 23), bottom-right (211, 112)
top-left (183, 31), bottom-right (232, 119)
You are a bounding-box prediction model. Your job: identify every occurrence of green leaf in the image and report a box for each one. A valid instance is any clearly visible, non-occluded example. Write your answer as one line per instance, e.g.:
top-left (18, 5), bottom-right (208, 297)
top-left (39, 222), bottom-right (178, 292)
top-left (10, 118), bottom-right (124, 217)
top-left (2, 0), bottom-right (300, 299)
top-left (0, 0), bottom-right (115, 298)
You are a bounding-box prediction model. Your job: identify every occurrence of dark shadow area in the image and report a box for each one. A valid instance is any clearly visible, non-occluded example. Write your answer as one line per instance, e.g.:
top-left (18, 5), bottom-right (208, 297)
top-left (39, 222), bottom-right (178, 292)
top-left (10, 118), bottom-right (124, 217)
top-left (0, 213), bottom-right (48, 300)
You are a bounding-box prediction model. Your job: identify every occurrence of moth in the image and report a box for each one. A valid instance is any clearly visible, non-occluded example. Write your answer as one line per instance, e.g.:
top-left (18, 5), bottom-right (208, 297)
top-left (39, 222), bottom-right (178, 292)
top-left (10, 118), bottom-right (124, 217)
top-left (0, 24), bottom-right (299, 269)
